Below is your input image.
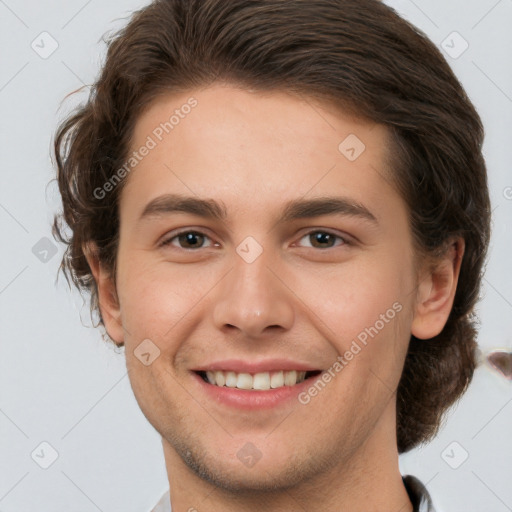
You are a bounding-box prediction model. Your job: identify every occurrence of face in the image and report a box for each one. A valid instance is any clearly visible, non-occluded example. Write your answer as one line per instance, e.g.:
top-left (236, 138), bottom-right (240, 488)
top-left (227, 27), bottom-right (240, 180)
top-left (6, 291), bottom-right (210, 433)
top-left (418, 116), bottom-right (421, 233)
top-left (104, 84), bottom-right (423, 492)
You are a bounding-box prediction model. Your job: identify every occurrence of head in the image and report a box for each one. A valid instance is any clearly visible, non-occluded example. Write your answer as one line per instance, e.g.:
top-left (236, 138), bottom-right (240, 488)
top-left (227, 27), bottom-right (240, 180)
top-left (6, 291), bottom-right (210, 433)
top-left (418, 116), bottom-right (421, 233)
top-left (53, 0), bottom-right (490, 492)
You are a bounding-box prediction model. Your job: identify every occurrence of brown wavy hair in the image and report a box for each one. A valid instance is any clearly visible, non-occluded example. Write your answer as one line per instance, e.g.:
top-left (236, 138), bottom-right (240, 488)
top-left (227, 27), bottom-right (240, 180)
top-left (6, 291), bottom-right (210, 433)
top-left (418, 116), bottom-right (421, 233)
top-left (52, 0), bottom-right (491, 453)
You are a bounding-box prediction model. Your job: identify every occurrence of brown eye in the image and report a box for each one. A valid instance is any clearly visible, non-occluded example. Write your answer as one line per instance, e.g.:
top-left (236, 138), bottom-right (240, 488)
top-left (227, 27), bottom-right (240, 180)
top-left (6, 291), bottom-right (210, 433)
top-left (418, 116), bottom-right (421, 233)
top-left (299, 230), bottom-right (346, 249)
top-left (161, 230), bottom-right (212, 249)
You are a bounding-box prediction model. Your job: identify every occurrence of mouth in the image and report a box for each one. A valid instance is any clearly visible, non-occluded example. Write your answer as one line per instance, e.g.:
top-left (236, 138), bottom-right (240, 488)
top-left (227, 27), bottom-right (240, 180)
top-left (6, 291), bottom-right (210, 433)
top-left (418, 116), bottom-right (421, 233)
top-left (195, 369), bottom-right (323, 391)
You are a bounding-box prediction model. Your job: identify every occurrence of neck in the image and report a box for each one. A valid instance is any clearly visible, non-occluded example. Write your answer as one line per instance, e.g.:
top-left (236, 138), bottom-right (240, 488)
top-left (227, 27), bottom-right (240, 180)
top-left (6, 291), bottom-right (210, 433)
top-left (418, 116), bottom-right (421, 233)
top-left (161, 401), bottom-right (413, 512)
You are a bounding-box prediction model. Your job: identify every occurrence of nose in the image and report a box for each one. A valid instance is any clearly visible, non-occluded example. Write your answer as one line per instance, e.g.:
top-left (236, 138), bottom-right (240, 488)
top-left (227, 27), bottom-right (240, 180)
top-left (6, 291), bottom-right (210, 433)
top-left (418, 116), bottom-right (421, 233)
top-left (212, 252), bottom-right (295, 339)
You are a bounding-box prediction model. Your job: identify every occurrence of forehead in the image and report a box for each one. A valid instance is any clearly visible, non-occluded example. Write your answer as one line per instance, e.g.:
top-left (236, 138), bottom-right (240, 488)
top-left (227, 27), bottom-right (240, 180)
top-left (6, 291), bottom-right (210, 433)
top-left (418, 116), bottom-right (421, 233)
top-left (120, 84), bottom-right (400, 223)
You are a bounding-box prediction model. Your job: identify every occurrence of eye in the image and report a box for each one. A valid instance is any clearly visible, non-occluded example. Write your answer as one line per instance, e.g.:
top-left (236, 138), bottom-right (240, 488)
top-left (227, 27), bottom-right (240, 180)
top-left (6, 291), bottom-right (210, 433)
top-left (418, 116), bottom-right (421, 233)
top-left (297, 230), bottom-right (348, 249)
top-left (159, 229), bottom-right (349, 251)
top-left (160, 230), bottom-right (215, 250)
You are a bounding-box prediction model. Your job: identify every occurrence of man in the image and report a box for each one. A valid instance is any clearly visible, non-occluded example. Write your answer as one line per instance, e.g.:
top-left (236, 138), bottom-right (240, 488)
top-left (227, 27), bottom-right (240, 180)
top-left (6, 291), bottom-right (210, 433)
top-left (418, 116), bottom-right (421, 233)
top-left (53, 1), bottom-right (491, 510)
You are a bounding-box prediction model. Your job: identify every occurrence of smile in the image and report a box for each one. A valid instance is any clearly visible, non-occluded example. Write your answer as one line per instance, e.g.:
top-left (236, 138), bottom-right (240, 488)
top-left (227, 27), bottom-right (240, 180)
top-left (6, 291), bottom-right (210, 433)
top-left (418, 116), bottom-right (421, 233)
top-left (197, 370), bottom-right (322, 390)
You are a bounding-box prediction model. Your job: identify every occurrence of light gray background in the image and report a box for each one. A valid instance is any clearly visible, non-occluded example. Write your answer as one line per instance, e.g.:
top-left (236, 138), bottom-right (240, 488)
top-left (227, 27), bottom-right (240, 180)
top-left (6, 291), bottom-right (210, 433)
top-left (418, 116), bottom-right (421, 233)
top-left (0, 1), bottom-right (511, 511)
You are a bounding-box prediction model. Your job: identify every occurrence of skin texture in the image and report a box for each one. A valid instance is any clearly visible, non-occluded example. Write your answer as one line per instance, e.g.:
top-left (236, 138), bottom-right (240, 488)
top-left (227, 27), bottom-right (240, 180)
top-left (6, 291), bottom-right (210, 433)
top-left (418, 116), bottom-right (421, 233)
top-left (86, 83), bottom-right (464, 511)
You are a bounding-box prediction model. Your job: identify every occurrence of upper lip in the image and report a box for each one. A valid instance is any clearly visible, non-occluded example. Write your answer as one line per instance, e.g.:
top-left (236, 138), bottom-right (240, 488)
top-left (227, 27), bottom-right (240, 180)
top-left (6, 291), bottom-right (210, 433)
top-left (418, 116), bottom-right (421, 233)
top-left (192, 359), bottom-right (322, 373)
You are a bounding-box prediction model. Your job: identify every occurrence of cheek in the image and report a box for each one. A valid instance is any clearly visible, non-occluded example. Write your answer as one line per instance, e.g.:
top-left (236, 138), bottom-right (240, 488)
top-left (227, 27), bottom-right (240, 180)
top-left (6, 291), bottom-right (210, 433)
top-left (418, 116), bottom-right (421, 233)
top-left (116, 256), bottom-right (213, 340)
top-left (297, 257), bottom-right (411, 340)
top-left (297, 254), bottom-right (415, 390)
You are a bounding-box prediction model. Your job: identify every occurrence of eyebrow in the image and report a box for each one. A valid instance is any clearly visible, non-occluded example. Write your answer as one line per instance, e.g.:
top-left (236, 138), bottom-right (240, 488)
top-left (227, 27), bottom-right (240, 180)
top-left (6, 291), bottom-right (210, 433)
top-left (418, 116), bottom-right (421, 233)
top-left (138, 193), bottom-right (378, 225)
top-left (140, 194), bottom-right (227, 221)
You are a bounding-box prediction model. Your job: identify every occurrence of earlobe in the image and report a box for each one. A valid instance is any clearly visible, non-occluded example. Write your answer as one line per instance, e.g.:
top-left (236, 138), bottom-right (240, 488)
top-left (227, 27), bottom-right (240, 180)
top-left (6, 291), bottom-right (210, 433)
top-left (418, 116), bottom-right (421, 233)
top-left (83, 242), bottom-right (124, 345)
top-left (411, 238), bottom-right (465, 340)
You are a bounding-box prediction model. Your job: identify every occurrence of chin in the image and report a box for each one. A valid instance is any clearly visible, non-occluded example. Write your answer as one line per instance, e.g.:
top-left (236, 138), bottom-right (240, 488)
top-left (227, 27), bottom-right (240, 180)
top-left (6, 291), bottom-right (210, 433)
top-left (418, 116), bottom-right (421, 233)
top-left (172, 437), bottom-right (323, 494)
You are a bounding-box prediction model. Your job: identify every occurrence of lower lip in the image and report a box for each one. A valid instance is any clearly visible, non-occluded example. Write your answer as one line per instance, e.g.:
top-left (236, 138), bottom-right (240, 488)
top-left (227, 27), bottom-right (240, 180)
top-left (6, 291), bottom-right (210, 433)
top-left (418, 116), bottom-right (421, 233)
top-left (192, 372), bottom-right (318, 410)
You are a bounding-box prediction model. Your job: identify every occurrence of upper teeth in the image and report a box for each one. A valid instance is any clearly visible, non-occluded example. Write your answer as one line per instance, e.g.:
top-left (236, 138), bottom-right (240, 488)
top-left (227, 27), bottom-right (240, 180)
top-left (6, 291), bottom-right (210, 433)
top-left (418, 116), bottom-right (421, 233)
top-left (205, 370), bottom-right (307, 390)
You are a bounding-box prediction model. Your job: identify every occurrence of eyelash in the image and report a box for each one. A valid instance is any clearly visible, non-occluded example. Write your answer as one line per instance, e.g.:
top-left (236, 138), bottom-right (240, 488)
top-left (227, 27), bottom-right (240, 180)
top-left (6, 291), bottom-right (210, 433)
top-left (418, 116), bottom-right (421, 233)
top-left (159, 229), bottom-right (351, 250)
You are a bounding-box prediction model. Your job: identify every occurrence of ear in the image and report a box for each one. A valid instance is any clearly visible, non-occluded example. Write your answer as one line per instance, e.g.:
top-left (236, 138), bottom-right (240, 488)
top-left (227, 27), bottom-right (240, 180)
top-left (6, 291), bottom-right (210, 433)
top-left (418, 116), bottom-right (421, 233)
top-left (411, 238), bottom-right (465, 340)
top-left (84, 242), bottom-right (124, 345)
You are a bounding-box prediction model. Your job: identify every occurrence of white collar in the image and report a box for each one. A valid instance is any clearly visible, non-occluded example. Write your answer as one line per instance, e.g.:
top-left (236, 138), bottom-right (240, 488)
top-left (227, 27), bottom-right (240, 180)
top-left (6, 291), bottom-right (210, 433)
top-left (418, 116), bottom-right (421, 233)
top-left (149, 488), bottom-right (171, 512)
